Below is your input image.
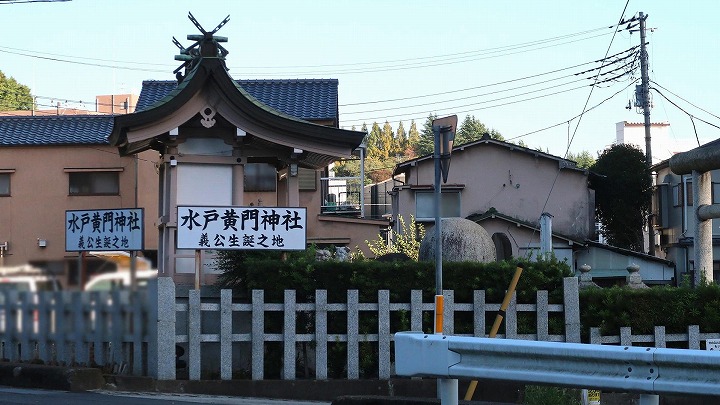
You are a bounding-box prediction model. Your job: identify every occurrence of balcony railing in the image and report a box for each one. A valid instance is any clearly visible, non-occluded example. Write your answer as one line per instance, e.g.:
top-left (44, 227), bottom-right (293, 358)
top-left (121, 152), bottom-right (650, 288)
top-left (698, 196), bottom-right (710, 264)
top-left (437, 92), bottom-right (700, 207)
top-left (320, 176), bottom-right (362, 217)
top-left (320, 176), bottom-right (393, 220)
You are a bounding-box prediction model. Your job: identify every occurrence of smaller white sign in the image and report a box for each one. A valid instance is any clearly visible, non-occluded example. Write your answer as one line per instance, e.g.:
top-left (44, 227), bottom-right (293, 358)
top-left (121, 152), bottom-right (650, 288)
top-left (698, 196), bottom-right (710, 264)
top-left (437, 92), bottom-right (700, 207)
top-left (177, 206), bottom-right (307, 251)
top-left (706, 339), bottom-right (720, 351)
top-left (66, 209), bottom-right (144, 252)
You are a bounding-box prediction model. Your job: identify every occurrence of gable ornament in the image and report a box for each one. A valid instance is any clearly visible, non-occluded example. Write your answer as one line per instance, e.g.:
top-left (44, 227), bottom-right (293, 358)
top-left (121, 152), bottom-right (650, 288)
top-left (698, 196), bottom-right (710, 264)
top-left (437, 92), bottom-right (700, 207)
top-left (200, 106), bottom-right (217, 128)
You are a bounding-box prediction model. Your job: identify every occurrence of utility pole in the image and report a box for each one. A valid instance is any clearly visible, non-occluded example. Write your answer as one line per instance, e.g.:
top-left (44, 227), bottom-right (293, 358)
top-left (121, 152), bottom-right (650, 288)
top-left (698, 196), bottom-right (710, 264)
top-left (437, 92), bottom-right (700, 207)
top-left (638, 12), bottom-right (655, 256)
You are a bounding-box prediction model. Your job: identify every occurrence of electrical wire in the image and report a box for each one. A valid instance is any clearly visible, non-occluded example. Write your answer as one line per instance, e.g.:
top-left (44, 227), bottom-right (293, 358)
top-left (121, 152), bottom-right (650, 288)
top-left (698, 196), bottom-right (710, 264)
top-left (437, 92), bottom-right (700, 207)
top-left (650, 81), bottom-right (720, 121)
top-left (526, 0), bottom-right (632, 260)
top-left (651, 87), bottom-right (720, 146)
top-left (245, 26), bottom-right (620, 70)
top-left (341, 71), bottom-right (634, 126)
top-left (340, 47), bottom-right (639, 107)
top-left (0, 25), bottom-right (630, 77)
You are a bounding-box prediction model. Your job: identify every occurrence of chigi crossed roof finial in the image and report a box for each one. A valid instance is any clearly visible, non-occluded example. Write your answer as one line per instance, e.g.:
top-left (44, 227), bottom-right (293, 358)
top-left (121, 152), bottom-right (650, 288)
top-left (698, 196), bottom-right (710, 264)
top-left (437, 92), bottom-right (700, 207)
top-left (173, 12), bottom-right (231, 83)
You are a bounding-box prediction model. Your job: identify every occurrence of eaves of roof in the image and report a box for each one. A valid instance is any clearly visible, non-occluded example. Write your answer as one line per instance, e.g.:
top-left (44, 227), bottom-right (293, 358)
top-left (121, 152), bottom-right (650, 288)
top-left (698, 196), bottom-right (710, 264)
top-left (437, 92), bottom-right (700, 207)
top-left (584, 240), bottom-right (675, 267)
top-left (467, 209), bottom-right (585, 246)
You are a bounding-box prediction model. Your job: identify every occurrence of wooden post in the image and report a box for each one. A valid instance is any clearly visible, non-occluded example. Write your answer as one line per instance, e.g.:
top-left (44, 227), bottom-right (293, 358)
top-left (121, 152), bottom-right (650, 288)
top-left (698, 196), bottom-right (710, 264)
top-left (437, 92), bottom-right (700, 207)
top-left (194, 249), bottom-right (202, 290)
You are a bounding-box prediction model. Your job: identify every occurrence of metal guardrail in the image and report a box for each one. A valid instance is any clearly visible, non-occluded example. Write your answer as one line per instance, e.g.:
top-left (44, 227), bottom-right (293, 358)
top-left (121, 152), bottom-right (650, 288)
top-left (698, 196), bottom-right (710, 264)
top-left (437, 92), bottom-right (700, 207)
top-left (395, 331), bottom-right (720, 397)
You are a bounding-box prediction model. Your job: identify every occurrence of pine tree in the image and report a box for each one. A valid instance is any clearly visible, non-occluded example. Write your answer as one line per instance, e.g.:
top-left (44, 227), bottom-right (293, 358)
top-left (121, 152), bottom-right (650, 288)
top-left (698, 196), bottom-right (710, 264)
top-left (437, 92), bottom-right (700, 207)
top-left (380, 121), bottom-right (394, 159)
top-left (406, 120), bottom-right (420, 158)
top-left (455, 115), bottom-right (504, 145)
top-left (367, 122), bottom-right (384, 160)
top-left (415, 114), bottom-right (437, 157)
top-left (395, 121), bottom-right (407, 157)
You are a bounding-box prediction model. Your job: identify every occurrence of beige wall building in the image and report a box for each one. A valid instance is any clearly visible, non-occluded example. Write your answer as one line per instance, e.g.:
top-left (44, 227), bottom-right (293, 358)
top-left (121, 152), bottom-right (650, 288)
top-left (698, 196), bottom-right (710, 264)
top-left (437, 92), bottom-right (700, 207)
top-left (391, 134), bottom-right (595, 266)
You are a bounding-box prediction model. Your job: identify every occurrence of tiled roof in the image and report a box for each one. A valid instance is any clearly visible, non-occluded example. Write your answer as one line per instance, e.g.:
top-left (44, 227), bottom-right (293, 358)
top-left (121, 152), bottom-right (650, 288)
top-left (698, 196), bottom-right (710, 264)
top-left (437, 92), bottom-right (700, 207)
top-left (136, 79), bottom-right (339, 121)
top-left (0, 115), bottom-right (114, 146)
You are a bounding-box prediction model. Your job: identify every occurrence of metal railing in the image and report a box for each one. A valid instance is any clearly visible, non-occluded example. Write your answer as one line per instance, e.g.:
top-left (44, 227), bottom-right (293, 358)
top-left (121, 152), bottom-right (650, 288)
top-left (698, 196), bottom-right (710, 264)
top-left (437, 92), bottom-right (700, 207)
top-left (320, 176), bottom-right (363, 216)
top-left (395, 331), bottom-right (720, 402)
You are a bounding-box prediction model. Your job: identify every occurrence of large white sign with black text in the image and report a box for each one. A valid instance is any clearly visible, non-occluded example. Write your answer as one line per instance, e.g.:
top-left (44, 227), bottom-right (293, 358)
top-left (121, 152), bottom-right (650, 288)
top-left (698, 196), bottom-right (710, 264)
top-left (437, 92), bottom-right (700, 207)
top-left (176, 206), bottom-right (307, 250)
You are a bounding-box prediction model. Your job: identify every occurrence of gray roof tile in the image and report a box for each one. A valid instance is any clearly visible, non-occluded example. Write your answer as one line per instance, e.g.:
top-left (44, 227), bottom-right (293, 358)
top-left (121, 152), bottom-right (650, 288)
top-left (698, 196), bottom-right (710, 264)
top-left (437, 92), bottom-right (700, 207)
top-left (136, 79), bottom-right (338, 120)
top-left (0, 115), bottom-right (114, 146)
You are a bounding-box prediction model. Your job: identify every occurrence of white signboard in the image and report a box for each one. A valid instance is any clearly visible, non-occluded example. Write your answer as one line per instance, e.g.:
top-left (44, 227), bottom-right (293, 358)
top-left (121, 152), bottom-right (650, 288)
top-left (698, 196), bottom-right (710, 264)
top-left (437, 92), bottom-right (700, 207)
top-left (177, 206), bottom-right (307, 250)
top-left (66, 208), bottom-right (144, 252)
top-left (706, 339), bottom-right (720, 351)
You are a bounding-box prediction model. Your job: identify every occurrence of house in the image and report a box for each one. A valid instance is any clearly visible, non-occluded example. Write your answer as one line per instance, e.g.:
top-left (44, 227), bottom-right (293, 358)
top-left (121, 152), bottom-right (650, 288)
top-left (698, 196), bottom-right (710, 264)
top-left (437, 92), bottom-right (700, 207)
top-left (0, 45), bottom-right (387, 289)
top-left (652, 139), bottom-right (720, 284)
top-left (391, 134), bottom-right (595, 265)
top-left (390, 133), bottom-right (676, 283)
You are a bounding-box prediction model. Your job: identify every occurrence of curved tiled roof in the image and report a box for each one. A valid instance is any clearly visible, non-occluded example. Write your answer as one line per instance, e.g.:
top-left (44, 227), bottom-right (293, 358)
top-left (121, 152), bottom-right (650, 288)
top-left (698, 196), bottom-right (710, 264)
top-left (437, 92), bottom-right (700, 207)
top-left (136, 79), bottom-right (339, 121)
top-left (0, 115), bottom-right (114, 146)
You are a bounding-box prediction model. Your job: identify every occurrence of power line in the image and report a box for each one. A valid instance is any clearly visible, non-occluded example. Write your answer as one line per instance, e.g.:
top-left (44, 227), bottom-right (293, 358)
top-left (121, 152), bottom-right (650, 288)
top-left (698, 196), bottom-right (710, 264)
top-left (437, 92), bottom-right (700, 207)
top-left (0, 25), bottom-right (629, 77)
top-left (341, 71), bottom-right (634, 126)
top-left (528, 0), bottom-right (632, 259)
top-left (342, 53), bottom-right (639, 117)
top-left (245, 26), bottom-right (619, 70)
top-left (0, 48), bottom-right (168, 73)
top-left (340, 46), bottom-right (639, 107)
top-left (650, 80), bottom-right (720, 121)
top-left (232, 32), bottom-right (619, 76)
top-left (651, 87), bottom-right (720, 146)
top-left (0, 0), bottom-right (70, 3)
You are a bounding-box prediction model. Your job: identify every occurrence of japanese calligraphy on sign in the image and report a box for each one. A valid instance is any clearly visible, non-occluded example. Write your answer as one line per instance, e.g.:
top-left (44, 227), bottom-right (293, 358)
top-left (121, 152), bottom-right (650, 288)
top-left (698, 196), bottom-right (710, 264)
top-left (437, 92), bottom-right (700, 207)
top-left (65, 209), bottom-right (144, 252)
top-left (177, 206), bottom-right (306, 250)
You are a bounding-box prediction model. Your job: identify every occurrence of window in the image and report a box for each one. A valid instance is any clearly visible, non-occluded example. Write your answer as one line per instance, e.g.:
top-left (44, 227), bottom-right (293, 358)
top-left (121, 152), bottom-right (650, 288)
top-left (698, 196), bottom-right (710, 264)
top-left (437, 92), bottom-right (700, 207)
top-left (672, 184), bottom-right (682, 207)
top-left (0, 173), bottom-right (10, 196)
top-left (244, 163), bottom-right (277, 192)
top-left (415, 191), bottom-right (461, 221)
top-left (686, 181), bottom-right (693, 206)
top-left (298, 168), bottom-right (317, 191)
top-left (68, 171), bottom-right (120, 195)
top-left (713, 182), bottom-right (720, 204)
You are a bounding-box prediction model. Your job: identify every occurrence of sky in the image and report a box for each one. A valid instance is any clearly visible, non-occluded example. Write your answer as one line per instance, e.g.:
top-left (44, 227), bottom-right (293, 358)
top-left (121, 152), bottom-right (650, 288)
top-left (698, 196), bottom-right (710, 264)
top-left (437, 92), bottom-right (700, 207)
top-left (1, 0), bottom-right (718, 159)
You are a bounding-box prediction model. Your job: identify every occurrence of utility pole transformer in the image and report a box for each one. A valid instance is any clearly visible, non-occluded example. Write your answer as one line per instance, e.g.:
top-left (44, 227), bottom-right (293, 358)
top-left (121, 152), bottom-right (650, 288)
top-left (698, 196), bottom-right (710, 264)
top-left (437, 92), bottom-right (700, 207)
top-left (638, 12), bottom-right (655, 256)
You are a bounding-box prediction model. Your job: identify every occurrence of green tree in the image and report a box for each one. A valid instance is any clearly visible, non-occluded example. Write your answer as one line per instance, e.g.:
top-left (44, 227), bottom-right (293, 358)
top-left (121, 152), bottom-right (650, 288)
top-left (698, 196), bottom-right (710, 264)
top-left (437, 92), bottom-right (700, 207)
top-left (566, 150), bottom-right (596, 169)
top-left (456, 114), bottom-right (503, 145)
top-left (0, 70), bottom-right (33, 111)
top-left (395, 121), bottom-right (406, 157)
top-left (414, 114), bottom-right (437, 157)
top-left (590, 144), bottom-right (651, 252)
top-left (366, 122), bottom-right (384, 159)
top-left (406, 120), bottom-right (420, 157)
top-left (332, 158), bottom-right (360, 178)
top-left (380, 121), bottom-right (394, 158)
